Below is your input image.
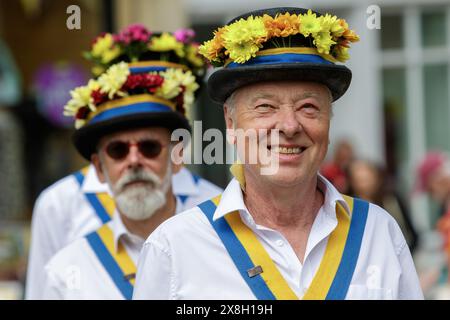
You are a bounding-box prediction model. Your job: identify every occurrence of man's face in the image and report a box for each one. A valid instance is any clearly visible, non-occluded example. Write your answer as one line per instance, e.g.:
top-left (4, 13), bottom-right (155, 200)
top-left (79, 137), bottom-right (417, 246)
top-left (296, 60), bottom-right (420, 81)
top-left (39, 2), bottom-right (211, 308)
top-left (225, 81), bottom-right (332, 187)
top-left (92, 127), bottom-right (181, 220)
top-left (427, 167), bottom-right (450, 203)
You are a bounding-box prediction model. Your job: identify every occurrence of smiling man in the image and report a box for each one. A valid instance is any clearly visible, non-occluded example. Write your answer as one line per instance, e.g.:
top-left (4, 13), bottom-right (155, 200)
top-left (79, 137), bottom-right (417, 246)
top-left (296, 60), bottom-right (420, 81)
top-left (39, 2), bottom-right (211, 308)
top-left (133, 7), bottom-right (423, 300)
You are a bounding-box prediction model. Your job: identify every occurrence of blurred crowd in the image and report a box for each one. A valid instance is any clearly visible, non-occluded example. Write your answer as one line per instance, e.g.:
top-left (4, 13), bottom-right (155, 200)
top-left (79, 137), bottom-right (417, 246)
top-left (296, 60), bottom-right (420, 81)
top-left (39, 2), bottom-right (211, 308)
top-left (321, 140), bottom-right (450, 299)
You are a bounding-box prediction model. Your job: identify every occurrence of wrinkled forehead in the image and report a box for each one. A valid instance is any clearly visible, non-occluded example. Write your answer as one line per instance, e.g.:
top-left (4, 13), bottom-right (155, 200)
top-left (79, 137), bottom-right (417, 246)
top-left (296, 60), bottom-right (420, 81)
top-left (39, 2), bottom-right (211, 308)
top-left (233, 81), bottom-right (332, 104)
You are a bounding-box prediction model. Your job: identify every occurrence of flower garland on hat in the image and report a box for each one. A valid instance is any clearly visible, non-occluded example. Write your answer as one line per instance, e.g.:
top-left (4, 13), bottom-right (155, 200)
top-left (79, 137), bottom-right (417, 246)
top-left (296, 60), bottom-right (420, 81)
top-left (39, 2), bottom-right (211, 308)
top-left (84, 24), bottom-right (206, 77)
top-left (64, 61), bottom-right (199, 129)
top-left (199, 10), bottom-right (359, 66)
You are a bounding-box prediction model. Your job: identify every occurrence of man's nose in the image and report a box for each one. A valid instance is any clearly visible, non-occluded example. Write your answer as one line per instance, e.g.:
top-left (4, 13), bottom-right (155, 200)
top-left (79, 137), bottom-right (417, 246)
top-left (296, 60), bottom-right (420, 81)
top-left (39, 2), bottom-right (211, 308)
top-left (276, 107), bottom-right (302, 138)
top-left (126, 144), bottom-right (143, 168)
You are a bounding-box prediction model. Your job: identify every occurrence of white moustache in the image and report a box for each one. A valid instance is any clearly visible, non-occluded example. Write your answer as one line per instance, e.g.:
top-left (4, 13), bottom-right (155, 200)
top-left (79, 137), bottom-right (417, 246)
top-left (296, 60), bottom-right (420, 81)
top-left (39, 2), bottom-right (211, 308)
top-left (114, 169), bottom-right (162, 194)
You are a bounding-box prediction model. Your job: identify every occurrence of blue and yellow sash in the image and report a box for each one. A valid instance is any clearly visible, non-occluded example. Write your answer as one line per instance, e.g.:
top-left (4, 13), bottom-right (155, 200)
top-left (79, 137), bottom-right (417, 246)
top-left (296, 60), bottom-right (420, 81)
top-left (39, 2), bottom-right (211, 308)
top-left (198, 194), bottom-right (369, 300)
top-left (86, 224), bottom-right (136, 300)
top-left (73, 166), bottom-right (115, 224)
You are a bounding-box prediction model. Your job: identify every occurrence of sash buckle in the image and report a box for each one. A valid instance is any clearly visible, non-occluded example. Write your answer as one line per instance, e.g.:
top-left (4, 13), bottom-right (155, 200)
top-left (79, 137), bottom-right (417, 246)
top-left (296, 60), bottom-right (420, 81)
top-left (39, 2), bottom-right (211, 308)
top-left (247, 266), bottom-right (263, 278)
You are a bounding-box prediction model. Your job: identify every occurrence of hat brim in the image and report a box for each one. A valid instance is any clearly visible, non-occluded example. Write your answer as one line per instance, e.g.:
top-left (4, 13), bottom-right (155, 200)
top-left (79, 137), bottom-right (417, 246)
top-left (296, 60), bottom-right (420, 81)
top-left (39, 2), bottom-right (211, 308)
top-left (73, 112), bottom-right (190, 160)
top-left (207, 63), bottom-right (352, 104)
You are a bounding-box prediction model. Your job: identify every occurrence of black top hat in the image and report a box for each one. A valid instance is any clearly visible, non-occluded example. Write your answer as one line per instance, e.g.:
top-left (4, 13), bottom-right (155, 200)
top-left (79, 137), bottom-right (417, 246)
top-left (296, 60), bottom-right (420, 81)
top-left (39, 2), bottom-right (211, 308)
top-left (199, 7), bottom-right (359, 103)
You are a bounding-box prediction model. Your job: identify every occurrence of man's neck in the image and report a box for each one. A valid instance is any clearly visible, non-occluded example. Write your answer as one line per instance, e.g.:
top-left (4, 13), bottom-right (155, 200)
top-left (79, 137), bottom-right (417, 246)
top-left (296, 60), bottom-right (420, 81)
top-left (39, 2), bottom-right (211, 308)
top-left (243, 171), bottom-right (324, 262)
top-left (120, 190), bottom-right (177, 240)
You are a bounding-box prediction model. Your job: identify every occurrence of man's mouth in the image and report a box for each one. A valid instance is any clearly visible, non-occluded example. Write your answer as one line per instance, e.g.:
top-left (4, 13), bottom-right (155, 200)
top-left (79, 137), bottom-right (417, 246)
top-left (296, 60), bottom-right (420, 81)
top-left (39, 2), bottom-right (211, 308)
top-left (123, 179), bottom-right (153, 189)
top-left (268, 145), bottom-right (307, 155)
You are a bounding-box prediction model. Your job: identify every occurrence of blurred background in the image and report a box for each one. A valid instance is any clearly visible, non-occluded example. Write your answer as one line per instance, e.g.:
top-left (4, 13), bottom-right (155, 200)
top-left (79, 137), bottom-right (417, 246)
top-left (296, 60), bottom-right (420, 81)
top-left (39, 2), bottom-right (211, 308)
top-left (1, 0), bottom-right (450, 299)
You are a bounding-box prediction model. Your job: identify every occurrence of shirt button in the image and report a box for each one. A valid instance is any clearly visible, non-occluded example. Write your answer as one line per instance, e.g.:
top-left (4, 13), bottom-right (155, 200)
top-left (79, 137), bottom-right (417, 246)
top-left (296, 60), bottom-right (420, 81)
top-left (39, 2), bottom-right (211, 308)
top-left (276, 240), bottom-right (284, 247)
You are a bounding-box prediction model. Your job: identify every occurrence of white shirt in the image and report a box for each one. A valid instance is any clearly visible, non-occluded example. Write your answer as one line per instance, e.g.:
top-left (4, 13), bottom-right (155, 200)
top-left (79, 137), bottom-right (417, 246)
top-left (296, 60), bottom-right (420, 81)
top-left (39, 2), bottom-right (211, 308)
top-left (26, 165), bottom-right (222, 299)
top-left (133, 176), bottom-right (424, 300)
top-left (42, 212), bottom-right (144, 300)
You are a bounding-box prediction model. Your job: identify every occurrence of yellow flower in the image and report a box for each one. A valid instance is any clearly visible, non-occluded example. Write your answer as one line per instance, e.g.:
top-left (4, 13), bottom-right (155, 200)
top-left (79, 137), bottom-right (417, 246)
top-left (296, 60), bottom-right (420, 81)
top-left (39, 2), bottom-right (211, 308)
top-left (263, 13), bottom-right (300, 38)
top-left (186, 44), bottom-right (205, 67)
top-left (222, 16), bottom-right (268, 63)
top-left (156, 68), bottom-right (199, 116)
top-left (157, 68), bottom-right (198, 99)
top-left (332, 45), bottom-right (350, 62)
top-left (318, 14), bottom-right (344, 38)
top-left (92, 34), bottom-right (114, 56)
top-left (64, 85), bottom-right (94, 116)
top-left (98, 62), bottom-right (130, 99)
top-left (313, 31), bottom-right (336, 54)
top-left (299, 9), bottom-right (321, 37)
top-left (101, 45), bottom-right (121, 64)
top-left (91, 33), bottom-right (121, 64)
top-left (91, 65), bottom-right (106, 77)
top-left (149, 33), bottom-right (185, 57)
top-left (75, 119), bottom-right (86, 129)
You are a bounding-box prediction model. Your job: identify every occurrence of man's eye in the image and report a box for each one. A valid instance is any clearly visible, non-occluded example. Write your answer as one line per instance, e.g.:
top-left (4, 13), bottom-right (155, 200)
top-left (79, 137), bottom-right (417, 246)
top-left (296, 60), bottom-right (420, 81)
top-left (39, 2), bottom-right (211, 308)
top-left (256, 104), bottom-right (273, 109)
top-left (301, 103), bottom-right (319, 112)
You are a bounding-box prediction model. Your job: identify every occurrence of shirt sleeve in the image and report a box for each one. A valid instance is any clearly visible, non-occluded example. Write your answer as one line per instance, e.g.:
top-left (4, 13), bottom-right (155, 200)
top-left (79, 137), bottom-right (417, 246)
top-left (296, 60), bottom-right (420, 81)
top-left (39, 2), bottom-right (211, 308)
top-left (397, 242), bottom-right (425, 300)
top-left (25, 186), bottom-right (68, 299)
top-left (132, 239), bottom-right (174, 300)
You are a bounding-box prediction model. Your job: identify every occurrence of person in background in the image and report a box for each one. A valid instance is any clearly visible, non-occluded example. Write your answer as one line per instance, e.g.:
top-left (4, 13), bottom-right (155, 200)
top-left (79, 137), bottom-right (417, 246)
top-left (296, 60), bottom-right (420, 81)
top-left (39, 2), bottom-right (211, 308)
top-left (26, 25), bottom-right (222, 299)
top-left (321, 139), bottom-right (354, 193)
top-left (347, 159), bottom-right (419, 253)
top-left (415, 151), bottom-right (450, 286)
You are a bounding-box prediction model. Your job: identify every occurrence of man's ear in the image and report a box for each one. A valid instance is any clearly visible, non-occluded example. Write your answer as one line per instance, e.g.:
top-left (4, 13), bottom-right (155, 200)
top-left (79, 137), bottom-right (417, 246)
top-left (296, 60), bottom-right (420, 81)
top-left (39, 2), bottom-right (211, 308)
top-left (224, 105), bottom-right (236, 145)
top-left (91, 153), bottom-right (106, 183)
top-left (171, 161), bottom-right (183, 175)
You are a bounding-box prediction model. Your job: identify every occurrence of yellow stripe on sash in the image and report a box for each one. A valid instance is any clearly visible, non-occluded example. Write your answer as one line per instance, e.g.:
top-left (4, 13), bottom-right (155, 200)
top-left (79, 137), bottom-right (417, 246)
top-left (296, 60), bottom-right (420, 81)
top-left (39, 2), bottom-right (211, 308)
top-left (97, 225), bottom-right (137, 285)
top-left (302, 197), bottom-right (353, 299)
top-left (97, 193), bottom-right (116, 219)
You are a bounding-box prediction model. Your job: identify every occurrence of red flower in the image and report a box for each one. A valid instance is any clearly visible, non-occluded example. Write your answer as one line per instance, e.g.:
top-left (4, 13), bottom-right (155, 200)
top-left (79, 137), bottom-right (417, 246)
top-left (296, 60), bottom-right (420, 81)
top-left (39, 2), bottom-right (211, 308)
top-left (91, 89), bottom-right (107, 105)
top-left (142, 74), bottom-right (164, 87)
top-left (123, 74), bottom-right (143, 90)
top-left (75, 106), bottom-right (90, 119)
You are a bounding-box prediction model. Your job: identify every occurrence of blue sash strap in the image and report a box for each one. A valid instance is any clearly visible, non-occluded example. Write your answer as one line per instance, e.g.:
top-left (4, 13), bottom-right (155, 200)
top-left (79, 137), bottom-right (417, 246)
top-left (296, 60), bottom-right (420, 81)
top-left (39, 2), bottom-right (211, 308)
top-left (86, 231), bottom-right (134, 300)
top-left (326, 198), bottom-right (369, 300)
top-left (198, 200), bottom-right (276, 300)
top-left (73, 169), bottom-right (112, 224)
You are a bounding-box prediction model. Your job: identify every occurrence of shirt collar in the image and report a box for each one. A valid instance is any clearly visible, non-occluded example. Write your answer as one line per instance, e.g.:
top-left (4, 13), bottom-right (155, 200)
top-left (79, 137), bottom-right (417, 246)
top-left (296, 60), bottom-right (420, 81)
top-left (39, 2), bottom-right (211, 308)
top-left (212, 174), bottom-right (351, 222)
top-left (110, 211), bottom-right (145, 253)
top-left (81, 164), bottom-right (111, 194)
top-left (317, 173), bottom-right (351, 218)
top-left (172, 167), bottom-right (200, 196)
top-left (213, 178), bottom-right (247, 221)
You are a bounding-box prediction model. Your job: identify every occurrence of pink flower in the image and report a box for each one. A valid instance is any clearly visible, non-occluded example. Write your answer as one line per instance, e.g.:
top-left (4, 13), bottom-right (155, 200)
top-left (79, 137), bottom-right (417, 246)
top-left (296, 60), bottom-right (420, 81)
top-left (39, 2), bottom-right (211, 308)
top-left (174, 28), bottom-right (195, 44)
top-left (114, 24), bottom-right (152, 44)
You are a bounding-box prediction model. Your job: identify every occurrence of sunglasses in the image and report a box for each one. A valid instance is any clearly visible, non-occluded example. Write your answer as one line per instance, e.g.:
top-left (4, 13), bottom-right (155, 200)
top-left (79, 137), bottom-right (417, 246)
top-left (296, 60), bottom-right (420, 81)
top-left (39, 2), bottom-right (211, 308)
top-left (104, 139), bottom-right (166, 160)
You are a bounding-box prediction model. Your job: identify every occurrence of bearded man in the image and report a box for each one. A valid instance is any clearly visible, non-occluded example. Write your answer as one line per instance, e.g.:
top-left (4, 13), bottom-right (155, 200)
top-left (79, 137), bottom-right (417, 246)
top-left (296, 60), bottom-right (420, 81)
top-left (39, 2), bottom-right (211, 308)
top-left (40, 27), bottom-right (220, 299)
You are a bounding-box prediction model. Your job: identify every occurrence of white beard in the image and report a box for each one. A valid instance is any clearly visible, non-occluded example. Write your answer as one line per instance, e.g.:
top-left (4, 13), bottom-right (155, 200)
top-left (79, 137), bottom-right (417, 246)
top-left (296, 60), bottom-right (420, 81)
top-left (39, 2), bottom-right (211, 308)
top-left (104, 164), bottom-right (172, 221)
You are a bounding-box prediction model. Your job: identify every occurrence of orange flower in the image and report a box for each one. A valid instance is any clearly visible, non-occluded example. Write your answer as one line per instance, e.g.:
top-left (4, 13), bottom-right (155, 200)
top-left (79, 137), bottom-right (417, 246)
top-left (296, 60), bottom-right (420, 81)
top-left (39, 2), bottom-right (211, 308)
top-left (199, 27), bottom-right (226, 62)
top-left (263, 13), bottom-right (299, 38)
top-left (343, 29), bottom-right (360, 42)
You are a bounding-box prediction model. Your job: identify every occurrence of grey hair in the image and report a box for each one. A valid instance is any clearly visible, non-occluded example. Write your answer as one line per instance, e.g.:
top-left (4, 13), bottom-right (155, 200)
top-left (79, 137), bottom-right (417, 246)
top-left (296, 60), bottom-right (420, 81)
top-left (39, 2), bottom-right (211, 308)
top-left (224, 91), bottom-right (238, 120)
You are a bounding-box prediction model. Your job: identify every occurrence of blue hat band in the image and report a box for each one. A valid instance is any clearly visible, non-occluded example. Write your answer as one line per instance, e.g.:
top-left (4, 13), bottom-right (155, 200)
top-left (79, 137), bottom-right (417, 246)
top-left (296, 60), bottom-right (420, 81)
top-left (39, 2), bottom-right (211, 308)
top-left (225, 48), bottom-right (337, 69)
top-left (127, 61), bottom-right (189, 74)
top-left (87, 94), bottom-right (176, 125)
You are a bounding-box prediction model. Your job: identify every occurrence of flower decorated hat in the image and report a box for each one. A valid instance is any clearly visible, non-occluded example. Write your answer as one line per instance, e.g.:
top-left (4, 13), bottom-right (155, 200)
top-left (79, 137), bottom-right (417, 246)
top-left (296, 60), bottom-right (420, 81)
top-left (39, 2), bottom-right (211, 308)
top-left (199, 7), bottom-right (360, 103)
top-left (64, 24), bottom-right (207, 159)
